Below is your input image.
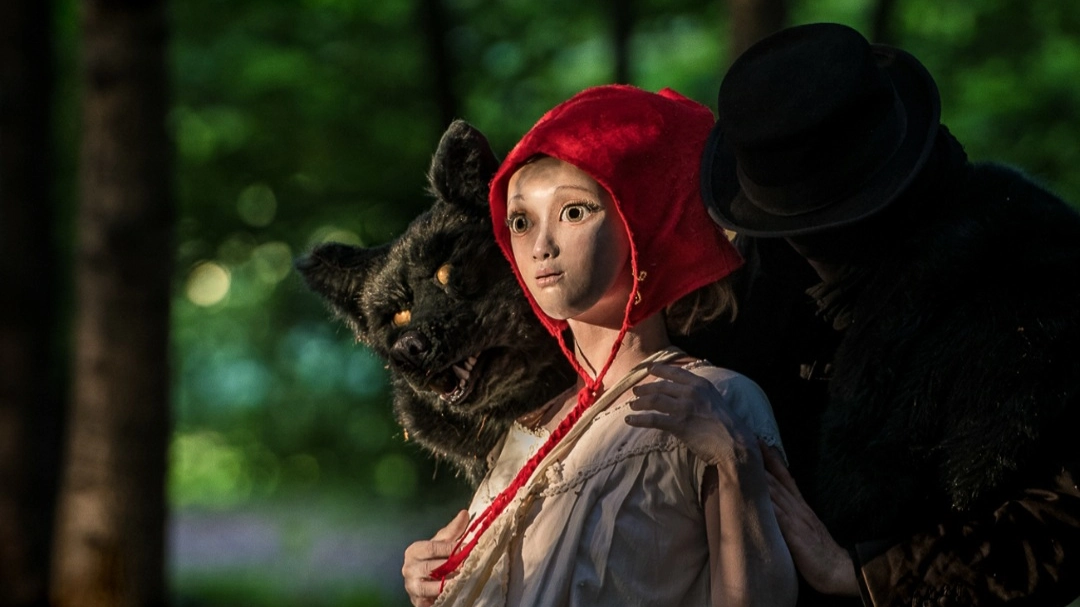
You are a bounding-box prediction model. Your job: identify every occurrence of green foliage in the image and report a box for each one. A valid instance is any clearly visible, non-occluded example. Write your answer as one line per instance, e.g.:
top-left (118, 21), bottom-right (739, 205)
top-left (168, 0), bottom-right (462, 515)
top-left (132, 0), bottom-right (1080, 600)
top-left (906, 0), bottom-right (1080, 201)
top-left (166, 0), bottom-right (738, 518)
top-left (161, 0), bottom-right (1080, 515)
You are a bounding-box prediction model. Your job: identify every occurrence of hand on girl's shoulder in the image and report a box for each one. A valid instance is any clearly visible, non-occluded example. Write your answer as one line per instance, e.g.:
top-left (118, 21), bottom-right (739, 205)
top-left (625, 363), bottom-right (785, 466)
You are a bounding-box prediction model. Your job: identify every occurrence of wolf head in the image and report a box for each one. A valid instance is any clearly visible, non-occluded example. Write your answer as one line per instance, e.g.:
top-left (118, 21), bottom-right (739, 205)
top-left (295, 121), bottom-right (575, 484)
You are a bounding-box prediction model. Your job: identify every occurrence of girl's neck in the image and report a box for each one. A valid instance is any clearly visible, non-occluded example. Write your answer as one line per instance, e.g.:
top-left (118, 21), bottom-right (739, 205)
top-left (566, 313), bottom-right (672, 392)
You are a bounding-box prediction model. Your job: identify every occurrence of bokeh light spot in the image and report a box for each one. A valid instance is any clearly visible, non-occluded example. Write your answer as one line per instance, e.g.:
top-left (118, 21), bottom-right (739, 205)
top-left (252, 241), bottom-right (294, 284)
top-left (283, 327), bottom-right (346, 395)
top-left (169, 430), bottom-right (252, 507)
top-left (218, 232), bottom-right (258, 265)
top-left (193, 357), bottom-right (273, 410)
top-left (185, 261), bottom-right (231, 306)
top-left (172, 106), bottom-right (251, 164)
top-left (307, 224), bottom-right (363, 248)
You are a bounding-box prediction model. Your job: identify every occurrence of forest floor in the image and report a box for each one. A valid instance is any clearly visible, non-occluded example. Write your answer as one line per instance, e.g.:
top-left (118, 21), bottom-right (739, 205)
top-left (169, 496), bottom-right (464, 607)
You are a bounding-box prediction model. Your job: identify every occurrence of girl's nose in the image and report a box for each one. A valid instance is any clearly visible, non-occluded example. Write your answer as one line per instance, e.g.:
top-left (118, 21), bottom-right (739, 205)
top-left (532, 229), bottom-right (558, 260)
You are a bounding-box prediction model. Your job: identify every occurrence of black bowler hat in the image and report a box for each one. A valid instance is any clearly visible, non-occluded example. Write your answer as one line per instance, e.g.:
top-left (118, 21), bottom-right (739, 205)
top-left (701, 22), bottom-right (941, 237)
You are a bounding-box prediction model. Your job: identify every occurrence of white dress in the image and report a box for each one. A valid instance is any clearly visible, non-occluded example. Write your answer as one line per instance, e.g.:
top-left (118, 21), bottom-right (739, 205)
top-left (436, 349), bottom-right (785, 607)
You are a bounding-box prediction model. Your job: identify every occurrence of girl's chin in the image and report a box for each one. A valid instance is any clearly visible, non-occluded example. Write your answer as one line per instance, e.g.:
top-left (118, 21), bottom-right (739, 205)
top-left (536, 306), bottom-right (576, 322)
top-left (533, 291), bottom-right (625, 325)
top-left (533, 299), bottom-right (583, 322)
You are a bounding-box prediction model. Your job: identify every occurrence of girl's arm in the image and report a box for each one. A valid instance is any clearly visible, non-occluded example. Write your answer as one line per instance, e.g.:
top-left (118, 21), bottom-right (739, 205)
top-left (703, 444), bottom-right (797, 607)
top-left (627, 364), bottom-right (797, 607)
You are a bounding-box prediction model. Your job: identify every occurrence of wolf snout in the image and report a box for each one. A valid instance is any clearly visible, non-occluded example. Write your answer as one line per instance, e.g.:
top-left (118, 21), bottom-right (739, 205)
top-left (390, 331), bottom-right (430, 369)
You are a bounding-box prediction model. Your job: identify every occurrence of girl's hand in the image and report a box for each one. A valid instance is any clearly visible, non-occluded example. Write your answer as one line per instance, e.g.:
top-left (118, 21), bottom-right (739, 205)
top-left (402, 509), bottom-right (469, 606)
top-left (625, 363), bottom-right (756, 466)
top-left (762, 445), bottom-right (859, 597)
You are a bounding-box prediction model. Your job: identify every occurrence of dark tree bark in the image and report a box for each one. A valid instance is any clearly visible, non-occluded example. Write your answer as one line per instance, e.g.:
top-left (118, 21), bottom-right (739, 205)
top-left (418, 0), bottom-right (460, 128)
top-left (0, 0), bottom-right (65, 605)
top-left (870, 0), bottom-right (900, 44)
top-left (50, 0), bottom-right (173, 605)
top-left (611, 0), bottom-right (634, 84)
top-left (728, 0), bottom-right (788, 62)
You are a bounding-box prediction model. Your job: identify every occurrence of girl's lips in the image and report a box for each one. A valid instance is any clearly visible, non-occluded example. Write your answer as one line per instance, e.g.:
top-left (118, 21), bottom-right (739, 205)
top-left (534, 271), bottom-right (562, 287)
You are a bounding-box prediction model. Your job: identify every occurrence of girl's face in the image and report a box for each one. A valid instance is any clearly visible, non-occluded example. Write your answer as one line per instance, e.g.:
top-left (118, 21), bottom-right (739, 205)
top-left (506, 157), bottom-right (632, 326)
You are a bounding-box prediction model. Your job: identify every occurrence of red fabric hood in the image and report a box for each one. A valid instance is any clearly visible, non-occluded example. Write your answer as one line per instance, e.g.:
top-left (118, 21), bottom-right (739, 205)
top-left (489, 84), bottom-right (743, 338)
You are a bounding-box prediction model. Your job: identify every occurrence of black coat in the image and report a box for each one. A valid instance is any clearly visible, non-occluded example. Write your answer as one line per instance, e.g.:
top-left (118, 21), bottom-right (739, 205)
top-left (700, 163), bottom-right (1080, 606)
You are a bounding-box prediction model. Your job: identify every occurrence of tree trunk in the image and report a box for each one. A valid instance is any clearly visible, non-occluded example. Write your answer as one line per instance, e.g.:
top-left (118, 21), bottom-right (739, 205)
top-left (870, 0), bottom-right (900, 45)
top-left (727, 0), bottom-right (788, 61)
top-left (417, 0), bottom-right (459, 128)
top-left (0, 1), bottom-right (65, 604)
top-left (611, 0), bottom-right (633, 84)
top-left (50, 0), bottom-right (173, 605)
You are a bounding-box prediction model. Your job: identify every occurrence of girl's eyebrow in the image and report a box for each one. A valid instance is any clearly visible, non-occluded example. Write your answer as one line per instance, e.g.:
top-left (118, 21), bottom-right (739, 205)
top-left (554, 184), bottom-right (598, 196)
top-left (508, 183), bottom-right (598, 203)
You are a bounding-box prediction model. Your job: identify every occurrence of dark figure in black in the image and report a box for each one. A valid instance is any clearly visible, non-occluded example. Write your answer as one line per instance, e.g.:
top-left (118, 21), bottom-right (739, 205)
top-left (699, 22), bottom-right (1080, 606)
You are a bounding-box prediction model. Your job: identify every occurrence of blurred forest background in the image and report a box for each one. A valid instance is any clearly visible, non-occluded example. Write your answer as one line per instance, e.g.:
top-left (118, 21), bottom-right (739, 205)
top-left (2, 0), bottom-right (1078, 605)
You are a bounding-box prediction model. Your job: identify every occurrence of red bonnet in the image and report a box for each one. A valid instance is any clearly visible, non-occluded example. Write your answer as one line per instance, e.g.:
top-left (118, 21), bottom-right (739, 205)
top-left (489, 84), bottom-right (743, 337)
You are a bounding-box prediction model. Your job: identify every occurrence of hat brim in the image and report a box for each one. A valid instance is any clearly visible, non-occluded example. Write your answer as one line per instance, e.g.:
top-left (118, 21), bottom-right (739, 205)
top-left (702, 45), bottom-right (942, 238)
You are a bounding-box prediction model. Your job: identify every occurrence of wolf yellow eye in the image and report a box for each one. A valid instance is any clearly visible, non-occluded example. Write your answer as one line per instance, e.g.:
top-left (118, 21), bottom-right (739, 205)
top-left (436, 264), bottom-right (452, 286)
top-left (392, 310), bottom-right (411, 327)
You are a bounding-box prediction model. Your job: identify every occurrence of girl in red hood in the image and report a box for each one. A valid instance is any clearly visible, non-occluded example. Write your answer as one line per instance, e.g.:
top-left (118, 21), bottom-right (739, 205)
top-left (403, 85), bottom-right (796, 607)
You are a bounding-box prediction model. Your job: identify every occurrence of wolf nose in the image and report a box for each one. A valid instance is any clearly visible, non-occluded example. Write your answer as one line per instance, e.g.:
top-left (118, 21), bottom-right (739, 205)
top-left (390, 331), bottom-right (430, 369)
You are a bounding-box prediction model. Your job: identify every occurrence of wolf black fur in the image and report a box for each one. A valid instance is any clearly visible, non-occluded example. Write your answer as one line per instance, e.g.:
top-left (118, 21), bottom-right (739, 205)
top-left (295, 121), bottom-right (575, 484)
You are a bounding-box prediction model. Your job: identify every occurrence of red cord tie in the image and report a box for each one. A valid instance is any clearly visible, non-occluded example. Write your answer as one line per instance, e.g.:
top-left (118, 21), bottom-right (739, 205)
top-left (429, 382), bottom-right (597, 589)
top-left (430, 281), bottom-right (637, 594)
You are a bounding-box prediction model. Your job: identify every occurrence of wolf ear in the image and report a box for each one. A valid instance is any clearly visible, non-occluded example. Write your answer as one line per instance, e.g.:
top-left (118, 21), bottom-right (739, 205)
top-left (294, 242), bottom-right (390, 338)
top-left (427, 120), bottom-right (500, 216)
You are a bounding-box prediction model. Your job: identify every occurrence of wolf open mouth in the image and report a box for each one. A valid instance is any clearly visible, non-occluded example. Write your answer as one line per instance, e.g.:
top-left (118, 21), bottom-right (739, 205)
top-left (429, 353), bottom-right (485, 406)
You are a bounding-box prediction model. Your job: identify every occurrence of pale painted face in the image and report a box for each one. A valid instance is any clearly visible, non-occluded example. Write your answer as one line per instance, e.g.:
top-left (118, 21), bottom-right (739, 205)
top-left (506, 157), bottom-right (633, 326)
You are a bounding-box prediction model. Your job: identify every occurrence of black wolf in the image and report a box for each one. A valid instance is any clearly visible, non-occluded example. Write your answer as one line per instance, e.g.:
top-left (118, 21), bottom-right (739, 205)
top-left (295, 121), bottom-right (575, 484)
